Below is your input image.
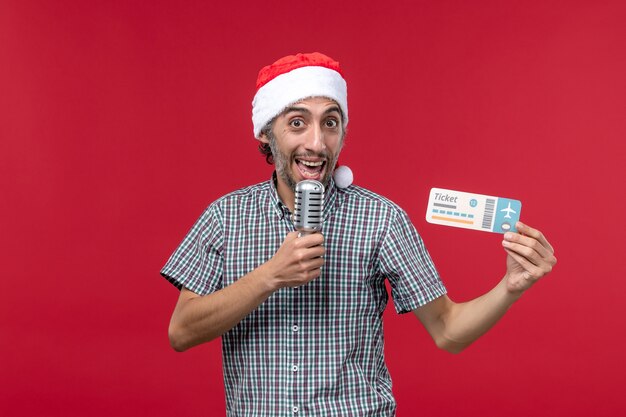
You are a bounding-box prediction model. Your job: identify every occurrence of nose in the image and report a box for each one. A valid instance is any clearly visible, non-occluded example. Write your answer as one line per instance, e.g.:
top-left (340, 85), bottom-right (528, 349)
top-left (304, 123), bottom-right (326, 154)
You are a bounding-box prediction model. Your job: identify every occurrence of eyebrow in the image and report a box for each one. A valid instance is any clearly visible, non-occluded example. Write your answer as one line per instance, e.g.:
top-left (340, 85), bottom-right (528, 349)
top-left (283, 105), bottom-right (342, 117)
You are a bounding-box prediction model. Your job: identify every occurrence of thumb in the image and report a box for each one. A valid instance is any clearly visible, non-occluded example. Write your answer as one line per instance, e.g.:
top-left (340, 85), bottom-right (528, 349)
top-left (284, 231), bottom-right (300, 242)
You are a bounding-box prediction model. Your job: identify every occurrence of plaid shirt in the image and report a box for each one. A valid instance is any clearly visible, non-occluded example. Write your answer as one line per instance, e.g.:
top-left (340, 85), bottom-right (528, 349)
top-left (161, 175), bottom-right (446, 417)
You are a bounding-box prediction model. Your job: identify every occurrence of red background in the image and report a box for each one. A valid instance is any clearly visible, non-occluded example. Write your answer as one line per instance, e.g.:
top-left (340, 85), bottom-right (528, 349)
top-left (1, 1), bottom-right (625, 416)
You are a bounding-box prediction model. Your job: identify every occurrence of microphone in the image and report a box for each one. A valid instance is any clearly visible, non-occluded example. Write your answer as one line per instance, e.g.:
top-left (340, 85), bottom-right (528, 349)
top-left (294, 180), bottom-right (325, 236)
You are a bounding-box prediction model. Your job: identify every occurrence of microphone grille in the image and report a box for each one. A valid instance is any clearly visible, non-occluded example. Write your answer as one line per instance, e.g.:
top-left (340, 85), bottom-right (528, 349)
top-left (294, 180), bottom-right (325, 233)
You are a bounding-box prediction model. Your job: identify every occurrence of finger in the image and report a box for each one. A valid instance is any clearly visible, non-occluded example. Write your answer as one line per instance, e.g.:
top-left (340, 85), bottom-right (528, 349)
top-left (295, 259), bottom-right (325, 283)
top-left (505, 226), bottom-right (558, 269)
top-left (284, 231), bottom-right (301, 243)
top-left (287, 268), bottom-right (321, 287)
top-left (295, 232), bottom-right (325, 248)
top-left (306, 257), bottom-right (325, 270)
top-left (516, 222), bottom-right (555, 254)
top-left (502, 238), bottom-right (544, 267)
top-left (296, 246), bottom-right (326, 263)
top-left (504, 248), bottom-right (542, 281)
top-left (308, 245), bottom-right (326, 258)
top-left (294, 245), bottom-right (326, 264)
top-left (503, 232), bottom-right (552, 260)
top-left (503, 237), bottom-right (555, 273)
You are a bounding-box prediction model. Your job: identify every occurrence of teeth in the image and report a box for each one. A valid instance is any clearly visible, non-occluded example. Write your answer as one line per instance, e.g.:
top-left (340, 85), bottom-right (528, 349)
top-left (300, 160), bottom-right (324, 167)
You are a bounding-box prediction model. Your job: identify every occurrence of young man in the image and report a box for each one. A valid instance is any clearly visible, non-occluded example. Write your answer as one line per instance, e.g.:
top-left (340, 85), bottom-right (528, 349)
top-left (161, 52), bottom-right (556, 416)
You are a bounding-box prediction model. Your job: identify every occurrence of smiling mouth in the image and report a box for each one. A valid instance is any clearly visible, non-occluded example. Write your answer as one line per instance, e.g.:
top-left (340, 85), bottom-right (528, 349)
top-left (295, 159), bottom-right (326, 179)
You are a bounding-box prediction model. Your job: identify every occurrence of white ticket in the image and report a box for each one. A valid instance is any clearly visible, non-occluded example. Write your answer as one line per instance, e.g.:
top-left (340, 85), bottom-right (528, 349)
top-left (426, 188), bottom-right (522, 234)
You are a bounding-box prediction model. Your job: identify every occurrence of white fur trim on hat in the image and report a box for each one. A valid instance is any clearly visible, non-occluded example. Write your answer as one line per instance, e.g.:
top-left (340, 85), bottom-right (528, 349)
top-left (252, 66), bottom-right (348, 138)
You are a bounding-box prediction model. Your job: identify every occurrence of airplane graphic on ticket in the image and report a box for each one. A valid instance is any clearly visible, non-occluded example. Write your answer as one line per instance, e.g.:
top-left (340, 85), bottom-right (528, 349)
top-left (426, 188), bottom-right (522, 234)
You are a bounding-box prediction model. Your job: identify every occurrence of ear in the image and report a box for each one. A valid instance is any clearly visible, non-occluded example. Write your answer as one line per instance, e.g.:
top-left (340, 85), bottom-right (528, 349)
top-left (258, 132), bottom-right (270, 144)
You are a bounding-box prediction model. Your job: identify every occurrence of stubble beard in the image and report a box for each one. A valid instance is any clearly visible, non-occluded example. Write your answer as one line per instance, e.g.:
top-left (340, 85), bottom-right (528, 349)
top-left (268, 132), bottom-right (340, 192)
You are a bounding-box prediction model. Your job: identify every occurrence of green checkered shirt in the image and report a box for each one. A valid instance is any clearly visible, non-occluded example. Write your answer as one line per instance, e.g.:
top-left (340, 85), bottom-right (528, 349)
top-left (161, 175), bottom-right (446, 416)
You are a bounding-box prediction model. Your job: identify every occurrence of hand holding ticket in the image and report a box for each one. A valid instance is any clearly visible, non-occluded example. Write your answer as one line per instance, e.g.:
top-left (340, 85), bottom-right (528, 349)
top-left (426, 188), bottom-right (522, 234)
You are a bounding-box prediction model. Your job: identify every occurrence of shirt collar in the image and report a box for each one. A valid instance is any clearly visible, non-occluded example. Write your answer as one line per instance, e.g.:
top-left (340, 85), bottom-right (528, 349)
top-left (268, 172), bottom-right (289, 219)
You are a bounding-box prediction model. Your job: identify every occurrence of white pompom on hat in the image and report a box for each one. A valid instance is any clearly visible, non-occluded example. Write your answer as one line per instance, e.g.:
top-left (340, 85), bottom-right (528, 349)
top-left (252, 52), bottom-right (353, 189)
top-left (333, 165), bottom-right (353, 189)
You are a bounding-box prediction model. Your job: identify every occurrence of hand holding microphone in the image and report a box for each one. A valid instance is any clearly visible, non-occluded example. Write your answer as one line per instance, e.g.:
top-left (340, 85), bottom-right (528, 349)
top-left (263, 180), bottom-right (326, 289)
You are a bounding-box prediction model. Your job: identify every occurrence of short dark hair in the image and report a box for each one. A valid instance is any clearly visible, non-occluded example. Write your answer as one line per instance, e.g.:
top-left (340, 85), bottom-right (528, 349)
top-left (258, 120), bottom-right (275, 165)
top-left (259, 142), bottom-right (273, 165)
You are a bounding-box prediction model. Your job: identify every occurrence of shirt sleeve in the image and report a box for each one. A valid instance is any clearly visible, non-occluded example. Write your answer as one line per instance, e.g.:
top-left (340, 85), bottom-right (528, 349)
top-left (379, 208), bottom-right (447, 314)
top-left (160, 204), bottom-right (224, 295)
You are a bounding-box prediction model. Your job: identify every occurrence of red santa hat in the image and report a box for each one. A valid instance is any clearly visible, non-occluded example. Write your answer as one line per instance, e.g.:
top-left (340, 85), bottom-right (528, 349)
top-left (252, 52), bottom-right (353, 188)
top-left (252, 52), bottom-right (349, 139)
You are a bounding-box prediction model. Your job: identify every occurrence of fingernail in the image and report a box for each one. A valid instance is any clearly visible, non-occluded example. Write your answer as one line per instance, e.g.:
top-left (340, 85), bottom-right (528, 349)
top-left (504, 232), bottom-right (513, 240)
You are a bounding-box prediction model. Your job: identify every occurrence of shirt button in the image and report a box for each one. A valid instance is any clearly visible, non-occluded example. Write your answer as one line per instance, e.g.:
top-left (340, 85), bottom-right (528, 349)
top-left (292, 406), bottom-right (299, 413)
top-left (292, 365), bottom-right (299, 372)
top-left (292, 325), bottom-right (299, 332)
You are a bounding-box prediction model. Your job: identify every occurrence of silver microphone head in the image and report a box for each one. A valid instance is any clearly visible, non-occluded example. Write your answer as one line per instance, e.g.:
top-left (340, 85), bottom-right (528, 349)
top-left (294, 180), bottom-right (325, 235)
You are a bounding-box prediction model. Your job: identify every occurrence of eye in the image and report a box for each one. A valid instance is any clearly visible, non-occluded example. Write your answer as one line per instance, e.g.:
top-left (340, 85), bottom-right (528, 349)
top-left (325, 118), bottom-right (339, 128)
top-left (289, 119), bottom-right (304, 128)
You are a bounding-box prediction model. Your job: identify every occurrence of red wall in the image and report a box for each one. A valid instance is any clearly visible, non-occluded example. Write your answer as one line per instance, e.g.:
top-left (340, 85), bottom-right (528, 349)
top-left (1, 1), bottom-right (625, 416)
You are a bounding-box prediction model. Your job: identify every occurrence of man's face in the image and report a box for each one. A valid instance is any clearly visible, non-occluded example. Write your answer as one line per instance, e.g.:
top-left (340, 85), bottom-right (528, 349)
top-left (261, 97), bottom-right (344, 194)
